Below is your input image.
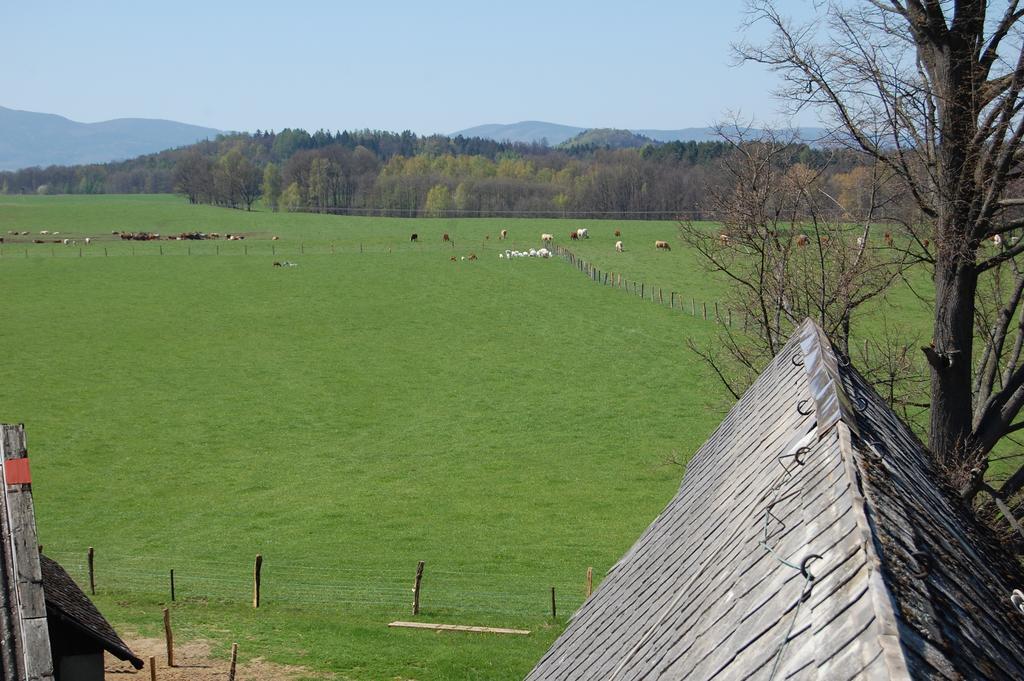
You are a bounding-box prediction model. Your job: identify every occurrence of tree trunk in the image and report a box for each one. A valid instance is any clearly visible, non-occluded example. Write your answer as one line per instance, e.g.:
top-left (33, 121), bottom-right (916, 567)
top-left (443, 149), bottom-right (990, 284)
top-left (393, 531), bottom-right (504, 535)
top-left (929, 257), bottom-right (978, 468)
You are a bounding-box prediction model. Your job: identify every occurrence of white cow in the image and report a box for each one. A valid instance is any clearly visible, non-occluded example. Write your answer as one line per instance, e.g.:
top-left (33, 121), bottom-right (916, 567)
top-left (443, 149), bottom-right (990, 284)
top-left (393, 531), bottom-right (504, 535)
top-left (577, 228), bottom-right (589, 239)
top-left (541, 233), bottom-right (554, 245)
top-left (615, 240), bottom-right (623, 253)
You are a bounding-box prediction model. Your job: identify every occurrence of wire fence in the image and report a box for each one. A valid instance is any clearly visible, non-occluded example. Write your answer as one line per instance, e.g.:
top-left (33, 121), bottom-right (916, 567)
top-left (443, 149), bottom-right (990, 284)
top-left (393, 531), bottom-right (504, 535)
top-left (552, 244), bottom-right (741, 328)
top-left (44, 549), bottom-right (593, 619)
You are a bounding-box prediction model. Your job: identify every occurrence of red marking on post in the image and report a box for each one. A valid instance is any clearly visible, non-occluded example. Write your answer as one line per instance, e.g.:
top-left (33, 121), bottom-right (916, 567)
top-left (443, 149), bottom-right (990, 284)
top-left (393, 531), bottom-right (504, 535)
top-left (4, 458), bottom-right (31, 485)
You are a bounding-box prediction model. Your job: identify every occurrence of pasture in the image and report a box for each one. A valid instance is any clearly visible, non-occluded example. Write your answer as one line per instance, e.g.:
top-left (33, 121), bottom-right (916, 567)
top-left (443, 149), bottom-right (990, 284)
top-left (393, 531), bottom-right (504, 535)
top-left (0, 195), bottom-right (742, 679)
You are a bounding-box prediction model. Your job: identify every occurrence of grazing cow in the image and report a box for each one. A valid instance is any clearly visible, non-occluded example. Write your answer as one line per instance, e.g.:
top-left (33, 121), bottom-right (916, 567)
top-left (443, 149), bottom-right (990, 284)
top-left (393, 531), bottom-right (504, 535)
top-left (883, 231), bottom-right (893, 246)
top-left (84, 237), bottom-right (92, 245)
top-left (410, 233), bottom-right (418, 242)
top-left (615, 240), bottom-right (624, 253)
top-left (443, 233), bottom-right (450, 242)
top-left (273, 261), bottom-right (283, 267)
top-left (655, 240), bottom-right (671, 250)
top-left (468, 253), bottom-right (478, 261)
top-left (33, 239), bottom-right (44, 244)
top-left (500, 229), bottom-right (508, 240)
top-left (40, 230), bottom-right (49, 235)
top-left (614, 229), bottom-right (621, 237)
top-left (63, 238), bottom-right (70, 245)
top-left (795, 234), bottom-right (809, 247)
top-left (272, 236), bottom-right (280, 241)
top-left (570, 231), bottom-right (579, 240)
top-left (718, 233), bottom-right (730, 245)
top-left (577, 228), bottom-right (589, 239)
top-left (993, 234), bottom-right (1004, 247)
top-left (541, 233), bottom-right (553, 245)
top-left (450, 256), bottom-right (457, 262)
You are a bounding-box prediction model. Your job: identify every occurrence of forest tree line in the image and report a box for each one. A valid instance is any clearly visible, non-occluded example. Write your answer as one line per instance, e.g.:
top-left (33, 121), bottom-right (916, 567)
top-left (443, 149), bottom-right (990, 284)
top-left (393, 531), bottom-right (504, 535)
top-left (0, 127), bottom-right (878, 218)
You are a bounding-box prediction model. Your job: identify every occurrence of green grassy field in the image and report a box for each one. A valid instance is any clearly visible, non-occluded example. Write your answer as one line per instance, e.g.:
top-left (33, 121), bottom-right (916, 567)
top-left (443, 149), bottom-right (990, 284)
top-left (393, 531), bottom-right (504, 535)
top-left (1, 195), bottom-right (744, 679)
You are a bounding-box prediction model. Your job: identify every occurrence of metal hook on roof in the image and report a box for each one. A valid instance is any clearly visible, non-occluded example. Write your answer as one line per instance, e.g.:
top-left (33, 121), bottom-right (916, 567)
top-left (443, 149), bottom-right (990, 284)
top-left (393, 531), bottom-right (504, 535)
top-left (800, 554), bottom-right (823, 601)
top-left (800, 554), bottom-right (823, 581)
top-left (797, 399), bottom-right (815, 416)
top-left (910, 551), bottom-right (930, 579)
top-left (837, 354), bottom-right (851, 367)
top-left (791, 354), bottom-right (804, 367)
top-left (1012, 589), bottom-right (1024, 614)
top-left (853, 395), bottom-right (868, 411)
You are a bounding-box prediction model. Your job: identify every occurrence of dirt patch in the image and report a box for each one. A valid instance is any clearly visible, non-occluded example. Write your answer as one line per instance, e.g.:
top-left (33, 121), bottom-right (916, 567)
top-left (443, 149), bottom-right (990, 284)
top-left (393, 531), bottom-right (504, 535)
top-left (105, 637), bottom-right (333, 681)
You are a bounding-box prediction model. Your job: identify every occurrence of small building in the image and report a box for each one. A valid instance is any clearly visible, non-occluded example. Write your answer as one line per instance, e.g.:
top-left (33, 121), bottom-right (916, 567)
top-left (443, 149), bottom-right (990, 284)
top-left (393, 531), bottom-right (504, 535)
top-left (528, 319), bottom-right (1024, 680)
top-left (0, 424), bottom-right (143, 680)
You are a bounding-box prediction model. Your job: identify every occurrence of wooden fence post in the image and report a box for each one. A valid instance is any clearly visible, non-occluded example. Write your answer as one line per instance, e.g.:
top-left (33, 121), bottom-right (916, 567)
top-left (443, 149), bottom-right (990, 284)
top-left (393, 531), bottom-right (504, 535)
top-left (728, 309), bottom-right (732, 326)
top-left (671, 291), bottom-right (676, 308)
top-left (641, 283), bottom-right (645, 299)
top-left (412, 560), bottom-right (425, 615)
top-left (714, 301), bottom-right (720, 322)
top-left (149, 656), bottom-right (156, 681)
top-left (170, 569), bottom-right (175, 602)
top-left (163, 608), bottom-right (174, 667)
top-left (551, 587), bottom-right (557, 619)
top-left (703, 302), bottom-right (708, 320)
top-left (253, 554), bottom-right (263, 608)
top-left (88, 547), bottom-right (95, 595)
top-left (586, 567), bottom-right (593, 598)
top-left (228, 643), bottom-right (238, 681)
top-left (691, 298), bottom-right (696, 315)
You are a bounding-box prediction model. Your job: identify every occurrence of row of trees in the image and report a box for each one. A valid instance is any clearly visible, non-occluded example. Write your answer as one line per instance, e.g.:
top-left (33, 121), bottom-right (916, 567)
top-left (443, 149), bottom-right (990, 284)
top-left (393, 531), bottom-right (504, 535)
top-left (0, 125), bottom-right (877, 219)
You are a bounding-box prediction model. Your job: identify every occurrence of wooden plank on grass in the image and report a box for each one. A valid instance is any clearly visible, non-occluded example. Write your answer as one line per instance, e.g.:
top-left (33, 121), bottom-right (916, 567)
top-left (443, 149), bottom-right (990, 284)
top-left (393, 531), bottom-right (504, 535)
top-left (388, 621), bottom-right (530, 635)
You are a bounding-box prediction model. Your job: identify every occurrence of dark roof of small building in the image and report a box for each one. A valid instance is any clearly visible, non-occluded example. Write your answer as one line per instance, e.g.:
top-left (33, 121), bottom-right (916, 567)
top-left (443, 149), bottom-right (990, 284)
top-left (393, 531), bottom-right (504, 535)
top-left (527, 319), bottom-right (1024, 680)
top-left (39, 554), bottom-right (143, 669)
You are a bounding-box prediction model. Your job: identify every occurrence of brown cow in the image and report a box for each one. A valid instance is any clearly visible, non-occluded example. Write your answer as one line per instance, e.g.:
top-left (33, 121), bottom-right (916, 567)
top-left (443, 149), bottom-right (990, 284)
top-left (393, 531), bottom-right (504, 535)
top-left (614, 229), bottom-right (621, 237)
top-left (655, 240), bottom-right (671, 250)
top-left (795, 234), bottom-right (809, 247)
top-left (570, 231), bottom-right (579, 240)
top-left (443, 233), bottom-right (450, 242)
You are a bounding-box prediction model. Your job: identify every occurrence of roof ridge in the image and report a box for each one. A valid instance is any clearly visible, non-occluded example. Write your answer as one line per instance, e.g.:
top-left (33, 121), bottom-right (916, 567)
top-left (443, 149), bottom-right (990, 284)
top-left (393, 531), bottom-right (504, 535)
top-left (796, 318), bottom-right (859, 439)
top-left (797, 319), bottom-right (913, 680)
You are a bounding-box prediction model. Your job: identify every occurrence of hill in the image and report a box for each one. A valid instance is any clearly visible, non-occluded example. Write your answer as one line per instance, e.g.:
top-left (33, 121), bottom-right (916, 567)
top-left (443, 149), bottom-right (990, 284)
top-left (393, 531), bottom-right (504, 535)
top-left (557, 128), bottom-right (657, 150)
top-left (453, 121), bottom-right (586, 145)
top-left (0, 106), bottom-right (223, 170)
top-left (452, 120), bottom-right (832, 146)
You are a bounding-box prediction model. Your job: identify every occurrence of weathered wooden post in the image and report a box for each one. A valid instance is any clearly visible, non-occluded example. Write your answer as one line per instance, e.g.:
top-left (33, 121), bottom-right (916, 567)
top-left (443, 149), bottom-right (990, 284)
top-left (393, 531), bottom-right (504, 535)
top-left (586, 567), bottom-right (593, 598)
top-left (149, 656), bottom-right (156, 681)
top-left (88, 546), bottom-right (95, 595)
top-left (228, 643), bottom-right (238, 681)
top-left (714, 301), bottom-right (720, 322)
top-left (691, 298), bottom-right (696, 315)
top-left (253, 554), bottom-right (263, 608)
top-left (551, 587), bottom-right (557, 619)
top-left (412, 560), bottom-right (425, 615)
top-left (703, 302), bottom-right (708, 320)
top-left (163, 608), bottom-right (174, 667)
top-left (170, 569), bottom-right (175, 602)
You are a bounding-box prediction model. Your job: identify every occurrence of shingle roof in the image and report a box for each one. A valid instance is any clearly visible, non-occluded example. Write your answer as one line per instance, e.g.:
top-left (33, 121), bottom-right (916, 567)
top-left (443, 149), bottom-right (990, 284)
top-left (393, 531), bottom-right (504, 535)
top-left (527, 319), bottom-right (1024, 680)
top-left (39, 554), bottom-right (143, 669)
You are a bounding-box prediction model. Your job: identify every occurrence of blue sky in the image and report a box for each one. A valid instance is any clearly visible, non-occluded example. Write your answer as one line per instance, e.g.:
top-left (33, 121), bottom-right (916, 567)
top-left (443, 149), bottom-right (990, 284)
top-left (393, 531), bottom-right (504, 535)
top-left (1, 0), bottom-right (821, 134)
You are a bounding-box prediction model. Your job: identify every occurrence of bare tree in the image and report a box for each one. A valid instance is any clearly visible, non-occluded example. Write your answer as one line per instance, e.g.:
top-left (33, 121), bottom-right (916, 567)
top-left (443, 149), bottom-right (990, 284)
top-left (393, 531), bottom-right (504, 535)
top-left (681, 126), bottom-right (913, 400)
top-left (737, 1), bottom-right (1024, 505)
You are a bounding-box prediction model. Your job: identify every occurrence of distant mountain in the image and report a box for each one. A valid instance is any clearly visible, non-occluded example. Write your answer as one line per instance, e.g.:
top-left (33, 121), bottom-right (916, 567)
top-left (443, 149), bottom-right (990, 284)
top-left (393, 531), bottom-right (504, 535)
top-left (558, 128), bottom-right (656, 150)
top-left (453, 121), bottom-right (585, 146)
top-left (453, 121), bottom-right (832, 146)
top-left (0, 106), bottom-right (223, 171)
